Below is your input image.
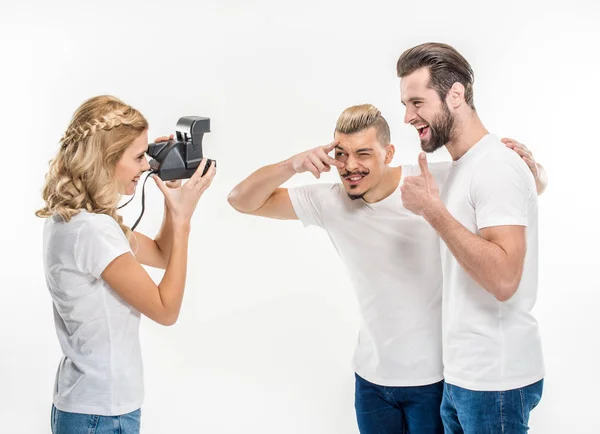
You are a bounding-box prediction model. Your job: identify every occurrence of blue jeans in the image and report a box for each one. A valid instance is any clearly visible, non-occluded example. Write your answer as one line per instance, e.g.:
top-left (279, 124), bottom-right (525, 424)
top-left (354, 373), bottom-right (444, 434)
top-left (51, 405), bottom-right (141, 434)
top-left (441, 380), bottom-right (543, 434)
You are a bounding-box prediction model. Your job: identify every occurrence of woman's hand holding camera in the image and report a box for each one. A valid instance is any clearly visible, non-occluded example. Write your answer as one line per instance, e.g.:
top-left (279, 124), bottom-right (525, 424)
top-left (151, 135), bottom-right (216, 227)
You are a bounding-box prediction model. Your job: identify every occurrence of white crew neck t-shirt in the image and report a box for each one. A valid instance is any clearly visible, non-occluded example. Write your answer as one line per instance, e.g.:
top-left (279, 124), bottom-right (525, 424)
top-left (289, 162), bottom-right (451, 387)
top-left (440, 134), bottom-right (544, 391)
top-left (43, 210), bottom-right (144, 416)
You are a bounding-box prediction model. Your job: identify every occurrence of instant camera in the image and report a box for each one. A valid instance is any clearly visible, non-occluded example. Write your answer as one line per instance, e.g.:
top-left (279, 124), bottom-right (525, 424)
top-left (147, 116), bottom-right (214, 181)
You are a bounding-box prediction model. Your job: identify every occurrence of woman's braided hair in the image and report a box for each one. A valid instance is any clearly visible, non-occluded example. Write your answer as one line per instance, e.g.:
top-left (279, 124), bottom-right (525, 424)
top-left (36, 95), bottom-right (148, 236)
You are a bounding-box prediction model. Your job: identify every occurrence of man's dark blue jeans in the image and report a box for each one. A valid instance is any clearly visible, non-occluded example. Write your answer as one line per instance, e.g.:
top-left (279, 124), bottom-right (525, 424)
top-left (440, 379), bottom-right (544, 434)
top-left (354, 373), bottom-right (444, 434)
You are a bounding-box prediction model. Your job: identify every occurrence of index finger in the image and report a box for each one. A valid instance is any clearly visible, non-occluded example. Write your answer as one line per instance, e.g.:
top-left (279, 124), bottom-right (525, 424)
top-left (322, 140), bottom-right (338, 154)
top-left (189, 158), bottom-right (209, 185)
top-left (153, 134), bottom-right (174, 143)
top-left (195, 161), bottom-right (217, 188)
top-left (317, 148), bottom-right (344, 168)
top-left (508, 140), bottom-right (529, 152)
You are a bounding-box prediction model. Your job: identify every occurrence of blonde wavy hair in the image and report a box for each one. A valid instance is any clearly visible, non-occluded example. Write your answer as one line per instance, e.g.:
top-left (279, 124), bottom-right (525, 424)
top-left (335, 104), bottom-right (391, 146)
top-left (35, 95), bottom-right (148, 236)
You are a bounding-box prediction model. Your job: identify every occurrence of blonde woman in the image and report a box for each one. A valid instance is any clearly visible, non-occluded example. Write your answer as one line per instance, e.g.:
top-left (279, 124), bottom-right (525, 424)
top-left (36, 95), bottom-right (215, 434)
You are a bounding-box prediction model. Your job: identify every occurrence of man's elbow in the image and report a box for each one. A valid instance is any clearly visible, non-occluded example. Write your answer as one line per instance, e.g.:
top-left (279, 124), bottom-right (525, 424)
top-left (227, 189), bottom-right (252, 214)
top-left (226, 190), bottom-right (241, 211)
top-left (158, 311), bottom-right (179, 327)
top-left (493, 278), bottom-right (520, 302)
top-left (536, 183), bottom-right (547, 196)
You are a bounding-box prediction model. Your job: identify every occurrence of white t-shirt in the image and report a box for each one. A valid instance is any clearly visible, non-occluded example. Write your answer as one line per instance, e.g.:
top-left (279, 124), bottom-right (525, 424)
top-left (43, 210), bottom-right (144, 416)
top-left (289, 163), bottom-right (451, 387)
top-left (440, 134), bottom-right (544, 391)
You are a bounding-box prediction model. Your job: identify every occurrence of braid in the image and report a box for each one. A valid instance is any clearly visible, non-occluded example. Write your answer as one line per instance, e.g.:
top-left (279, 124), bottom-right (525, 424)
top-left (60, 110), bottom-right (128, 148)
top-left (37, 95), bottom-right (148, 237)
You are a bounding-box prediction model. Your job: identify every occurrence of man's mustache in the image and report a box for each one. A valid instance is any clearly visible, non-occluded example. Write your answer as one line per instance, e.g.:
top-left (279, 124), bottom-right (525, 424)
top-left (341, 170), bottom-right (370, 177)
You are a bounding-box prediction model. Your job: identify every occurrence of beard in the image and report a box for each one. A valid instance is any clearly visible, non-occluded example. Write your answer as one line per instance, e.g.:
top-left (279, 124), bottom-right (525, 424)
top-left (340, 169), bottom-right (370, 201)
top-left (347, 192), bottom-right (366, 201)
top-left (421, 103), bottom-right (456, 153)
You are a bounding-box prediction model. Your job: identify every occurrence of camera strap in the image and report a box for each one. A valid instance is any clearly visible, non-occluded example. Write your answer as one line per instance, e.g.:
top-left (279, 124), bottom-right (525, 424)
top-left (117, 170), bottom-right (155, 232)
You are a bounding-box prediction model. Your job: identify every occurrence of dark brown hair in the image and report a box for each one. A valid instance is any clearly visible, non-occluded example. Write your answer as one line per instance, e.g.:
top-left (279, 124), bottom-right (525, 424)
top-left (397, 42), bottom-right (475, 110)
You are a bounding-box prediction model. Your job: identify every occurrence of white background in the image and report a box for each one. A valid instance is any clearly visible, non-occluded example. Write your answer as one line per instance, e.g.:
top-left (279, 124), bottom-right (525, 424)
top-left (1, 0), bottom-right (599, 432)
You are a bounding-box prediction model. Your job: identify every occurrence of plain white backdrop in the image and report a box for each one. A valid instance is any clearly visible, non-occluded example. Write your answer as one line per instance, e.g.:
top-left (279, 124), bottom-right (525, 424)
top-left (1, 0), bottom-right (599, 432)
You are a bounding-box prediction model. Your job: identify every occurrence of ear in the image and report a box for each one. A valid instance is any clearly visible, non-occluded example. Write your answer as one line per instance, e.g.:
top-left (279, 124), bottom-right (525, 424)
top-left (446, 82), bottom-right (465, 109)
top-left (384, 144), bottom-right (395, 164)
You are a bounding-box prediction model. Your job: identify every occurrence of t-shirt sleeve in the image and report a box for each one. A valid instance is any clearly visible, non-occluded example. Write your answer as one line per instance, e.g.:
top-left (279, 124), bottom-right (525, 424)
top-left (428, 161), bottom-right (452, 189)
top-left (287, 183), bottom-right (336, 228)
top-left (471, 152), bottom-right (535, 231)
top-left (400, 164), bottom-right (416, 185)
top-left (74, 215), bottom-right (132, 279)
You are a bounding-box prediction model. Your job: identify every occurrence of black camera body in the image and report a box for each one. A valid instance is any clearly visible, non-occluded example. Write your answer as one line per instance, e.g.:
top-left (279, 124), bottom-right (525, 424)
top-left (147, 116), bottom-right (213, 181)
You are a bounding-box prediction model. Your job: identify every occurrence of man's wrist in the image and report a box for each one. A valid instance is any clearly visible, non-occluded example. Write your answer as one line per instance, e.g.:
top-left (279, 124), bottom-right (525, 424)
top-left (422, 199), bottom-right (447, 226)
top-left (282, 156), bottom-right (299, 176)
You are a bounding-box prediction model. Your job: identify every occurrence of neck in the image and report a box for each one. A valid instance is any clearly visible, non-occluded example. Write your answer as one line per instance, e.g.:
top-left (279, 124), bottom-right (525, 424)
top-left (362, 166), bottom-right (402, 203)
top-left (445, 110), bottom-right (488, 161)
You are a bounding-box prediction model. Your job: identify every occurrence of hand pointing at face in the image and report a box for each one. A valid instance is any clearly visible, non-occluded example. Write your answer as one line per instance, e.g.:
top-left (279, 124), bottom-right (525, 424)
top-left (290, 141), bottom-right (345, 179)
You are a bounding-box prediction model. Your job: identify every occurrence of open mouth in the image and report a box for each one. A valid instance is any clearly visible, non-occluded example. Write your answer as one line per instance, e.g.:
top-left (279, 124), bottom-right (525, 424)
top-left (343, 173), bottom-right (366, 186)
top-left (416, 124), bottom-right (430, 139)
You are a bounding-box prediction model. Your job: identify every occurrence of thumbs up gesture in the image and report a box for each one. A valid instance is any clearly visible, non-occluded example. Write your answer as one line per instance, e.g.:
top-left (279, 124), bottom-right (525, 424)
top-left (400, 152), bottom-right (443, 217)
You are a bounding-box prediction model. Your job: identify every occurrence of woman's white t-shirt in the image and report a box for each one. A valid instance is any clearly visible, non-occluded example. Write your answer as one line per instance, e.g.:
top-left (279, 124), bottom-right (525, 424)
top-left (43, 210), bottom-right (143, 416)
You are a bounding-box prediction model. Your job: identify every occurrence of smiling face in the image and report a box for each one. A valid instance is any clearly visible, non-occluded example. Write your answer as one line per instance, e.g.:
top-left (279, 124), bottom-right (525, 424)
top-left (400, 67), bottom-right (456, 153)
top-left (114, 129), bottom-right (150, 196)
top-left (334, 127), bottom-right (394, 200)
